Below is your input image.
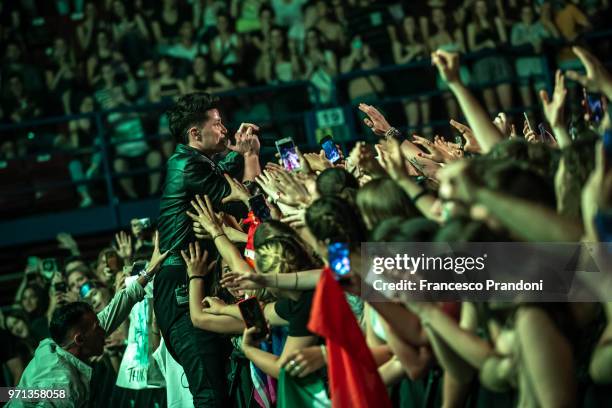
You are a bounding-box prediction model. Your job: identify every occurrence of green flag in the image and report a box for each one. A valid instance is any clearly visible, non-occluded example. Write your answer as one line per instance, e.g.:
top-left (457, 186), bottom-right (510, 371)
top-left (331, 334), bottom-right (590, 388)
top-left (277, 368), bottom-right (330, 408)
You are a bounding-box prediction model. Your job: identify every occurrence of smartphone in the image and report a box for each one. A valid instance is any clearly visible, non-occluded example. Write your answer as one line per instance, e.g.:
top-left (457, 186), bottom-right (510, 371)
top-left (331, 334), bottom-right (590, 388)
top-left (138, 217), bottom-right (151, 229)
top-left (275, 137), bottom-right (301, 172)
top-left (328, 242), bottom-right (351, 280)
top-left (53, 281), bottom-right (67, 293)
top-left (352, 37), bottom-right (363, 50)
top-left (238, 297), bottom-right (269, 342)
top-left (586, 92), bottom-right (604, 124)
top-left (523, 112), bottom-right (534, 133)
top-left (40, 258), bottom-right (58, 280)
top-left (320, 136), bottom-right (341, 163)
top-left (130, 260), bottom-right (147, 276)
top-left (249, 194), bottom-right (271, 221)
top-left (79, 282), bottom-right (94, 298)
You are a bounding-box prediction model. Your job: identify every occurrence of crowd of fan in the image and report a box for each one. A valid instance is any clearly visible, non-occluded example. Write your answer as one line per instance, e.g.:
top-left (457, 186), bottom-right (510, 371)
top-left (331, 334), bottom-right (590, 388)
top-left (1, 0), bottom-right (610, 208)
top-left (1, 21), bottom-right (612, 403)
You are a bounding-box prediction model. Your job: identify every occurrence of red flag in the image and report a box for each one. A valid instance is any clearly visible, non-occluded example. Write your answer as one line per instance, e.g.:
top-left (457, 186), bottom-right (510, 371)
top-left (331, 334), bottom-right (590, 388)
top-left (308, 268), bottom-right (392, 408)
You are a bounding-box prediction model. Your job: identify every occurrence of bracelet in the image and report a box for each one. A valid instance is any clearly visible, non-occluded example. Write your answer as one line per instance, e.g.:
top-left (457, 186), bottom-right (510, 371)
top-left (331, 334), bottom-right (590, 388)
top-left (212, 232), bottom-right (226, 241)
top-left (411, 189), bottom-right (429, 204)
top-left (189, 275), bottom-right (206, 282)
top-left (320, 345), bottom-right (327, 363)
top-left (140, 270), bottom-right (155, 283)
top-left (384, 127), bottom-right (402, 140)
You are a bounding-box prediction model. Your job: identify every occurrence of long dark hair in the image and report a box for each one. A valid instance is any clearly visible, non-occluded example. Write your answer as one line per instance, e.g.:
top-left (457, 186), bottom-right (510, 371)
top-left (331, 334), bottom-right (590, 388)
top-left (21, 283), bottom-right (50, 319)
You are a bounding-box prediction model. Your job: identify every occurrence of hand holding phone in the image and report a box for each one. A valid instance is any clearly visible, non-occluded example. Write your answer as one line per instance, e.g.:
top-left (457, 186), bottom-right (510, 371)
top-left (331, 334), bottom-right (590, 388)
top-left (275, 138), bottom-right (301, 172)
top-left (238, 297), bottom-right (269, 342)
top-left (584, 89), bottom-right (604, 124)
top-left (249, 194), bottom-right (271, 221)
top-left (320, 136), bottom-right (341, 163)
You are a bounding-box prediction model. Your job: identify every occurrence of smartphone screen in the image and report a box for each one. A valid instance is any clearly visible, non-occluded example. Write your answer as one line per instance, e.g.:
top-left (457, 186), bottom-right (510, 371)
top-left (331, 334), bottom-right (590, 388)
top-left (587, 94), bottom-right (604, 124)
top-left (276, 138), bottom-right (301, 171)
top-left (238, 297), bottom-right (269, 341)
top-left (328, 242), bottom-right (351, 280)
top-left (79, 282), bottom-right (94, 298)
top-left (53, 281), bottom-right (67, 293)
top-left (321, 136), bottom-right (341, 163)
top-left (249, 194), bottom-right (271, 221)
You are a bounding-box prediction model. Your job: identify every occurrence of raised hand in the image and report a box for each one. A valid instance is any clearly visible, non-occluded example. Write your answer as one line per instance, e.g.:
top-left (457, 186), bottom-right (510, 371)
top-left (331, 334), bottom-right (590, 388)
top-left (255, 170), bottom-right (282, 202)
top-left (348, 141), bottom-right (385, 176)
top-left (431, 49), bottom-right (461, 84)
top-left (274, 171), bottom-right (311, 207)
top-left (227, 123), bottom-right (261, 156)
top-left (358, 103), bottom-right (392, 137)
top-left (221, 173), bottom-right (250, 205)
top-left (433, 136), bottom-right (464, 162)
top-left (493, 112), bottom-right (513, 138)
top-left (187, 195), bottom-right (224, 236)
top-left (566, 46), bottom-right (612, 97)
top-left (303, 151), bottom-right (332, 173)
top-left (147, 231), bottom-right (170, 274)
top-left (180, 241), bottom-right (209, 278)
top-left (193, 221), bottom-right (210, 240)
top-left (540, 70), bottom-right (568, 130)
top-left (412, 135), bottom-right (445, 163)
top-left (114, 231), bottom-right (132, 261)
top-left (57, 232), bottom-right (79, 255)
top-left (281, 207), bottom-right (306, 229)
top-left (522, 119), bottom-right (539, 143)
top-left (221, 271), bottom-right (268, 290)
top-left (450, 119), bottom-right (481, 153)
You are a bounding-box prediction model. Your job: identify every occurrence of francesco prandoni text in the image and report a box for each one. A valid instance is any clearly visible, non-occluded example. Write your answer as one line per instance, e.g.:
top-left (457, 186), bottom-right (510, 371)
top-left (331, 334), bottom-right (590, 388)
top-left (372, 279), bottom-right (544, 292)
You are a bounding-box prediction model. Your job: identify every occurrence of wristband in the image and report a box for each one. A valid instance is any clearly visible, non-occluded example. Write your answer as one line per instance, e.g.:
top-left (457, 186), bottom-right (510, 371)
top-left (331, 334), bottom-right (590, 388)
top-left (212, 232), bottom-right (226, 241)
top-left (189, 275), bottom-right (206, 282)
top-left (384, 127), bottom-right (402, 140)
top-left (140, 269), bottom-right (155, 283)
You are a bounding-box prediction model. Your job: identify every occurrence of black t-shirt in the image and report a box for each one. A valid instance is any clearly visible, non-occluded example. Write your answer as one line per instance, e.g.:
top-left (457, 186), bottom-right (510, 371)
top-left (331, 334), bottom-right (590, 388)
top-left (0, 329), bottom-right (19, 387)
top-left (274, 291), bottom-right (315, 337)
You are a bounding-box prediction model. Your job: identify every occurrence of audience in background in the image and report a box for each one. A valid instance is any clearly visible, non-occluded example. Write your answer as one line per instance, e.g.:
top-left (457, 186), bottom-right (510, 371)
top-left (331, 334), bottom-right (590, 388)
top-left (1, 0), bottom-right (607, 212)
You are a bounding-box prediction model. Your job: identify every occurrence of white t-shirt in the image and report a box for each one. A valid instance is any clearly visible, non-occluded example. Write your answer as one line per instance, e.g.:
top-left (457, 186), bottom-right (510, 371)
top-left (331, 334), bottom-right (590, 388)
top-left (116, 281), bottom-right (165, 390)
top-left (153, 338), bottom-right (194, 408)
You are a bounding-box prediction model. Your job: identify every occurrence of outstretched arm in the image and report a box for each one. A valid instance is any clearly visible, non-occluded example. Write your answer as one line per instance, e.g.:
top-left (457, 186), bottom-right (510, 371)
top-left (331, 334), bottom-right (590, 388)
top-left (432, 50), bottom-right (504, 153)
